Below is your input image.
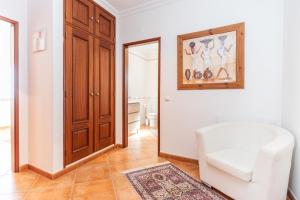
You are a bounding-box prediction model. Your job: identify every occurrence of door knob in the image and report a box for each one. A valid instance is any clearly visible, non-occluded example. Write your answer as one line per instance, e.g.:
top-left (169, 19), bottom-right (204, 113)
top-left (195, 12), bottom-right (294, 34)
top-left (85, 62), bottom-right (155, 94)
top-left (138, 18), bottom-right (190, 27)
top-left (90, 16), bottom-right (94, 21)
top-left (89, 92), bottom-right (94, 96)
top-left (95, 92), bottom-right (100, 96)
top-left (97, 19), bottom-right (100, 23)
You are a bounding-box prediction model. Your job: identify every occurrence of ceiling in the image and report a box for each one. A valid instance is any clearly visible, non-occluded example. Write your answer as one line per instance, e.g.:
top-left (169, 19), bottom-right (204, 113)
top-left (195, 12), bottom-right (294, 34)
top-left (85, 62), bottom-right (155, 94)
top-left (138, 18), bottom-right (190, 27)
top-left (129, 43), bottom-right (159, 60)
top-left (105, 0), bottom-right (158, 12)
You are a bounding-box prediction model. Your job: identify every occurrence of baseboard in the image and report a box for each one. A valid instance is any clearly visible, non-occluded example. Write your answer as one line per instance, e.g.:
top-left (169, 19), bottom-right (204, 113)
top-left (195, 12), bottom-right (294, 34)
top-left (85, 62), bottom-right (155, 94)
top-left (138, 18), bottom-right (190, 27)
top-left (19, 164), bottom-right (29, 171)
top-left (53, 144), bottom-right (116, 179)
top-left (21, 144), bottom-right (117, 179)
top-left (28, 164), bottom-right (53, 179)
top-left (21, 147), bottom-right (198, 179)
top-left (288, 189), bottom-right (298, 200)
top-left (159, 152), bottom-right (198, 164)
top-left (115, 144), bottom-right (123, 148)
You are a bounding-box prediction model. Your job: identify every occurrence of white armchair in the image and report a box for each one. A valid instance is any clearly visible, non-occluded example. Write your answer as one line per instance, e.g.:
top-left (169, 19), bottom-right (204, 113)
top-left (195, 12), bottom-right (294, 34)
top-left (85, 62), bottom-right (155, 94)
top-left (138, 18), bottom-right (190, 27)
top-left (196, 122), bottom-right (294, 200)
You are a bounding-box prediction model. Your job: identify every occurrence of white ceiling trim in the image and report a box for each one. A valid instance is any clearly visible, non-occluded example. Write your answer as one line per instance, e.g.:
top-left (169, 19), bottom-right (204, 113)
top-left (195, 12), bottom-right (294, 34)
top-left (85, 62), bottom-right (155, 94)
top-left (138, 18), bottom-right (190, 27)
top-left (99, 0), bottom-right (181, 18)
top-left (94, 0), bottom-right (119, 17)
top-left (120, 0), bottom-right (180, 17)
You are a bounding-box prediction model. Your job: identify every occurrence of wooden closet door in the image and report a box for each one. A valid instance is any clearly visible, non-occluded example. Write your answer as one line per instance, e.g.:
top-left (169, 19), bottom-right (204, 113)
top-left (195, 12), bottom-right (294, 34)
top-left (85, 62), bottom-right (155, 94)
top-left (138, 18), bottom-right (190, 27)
top-left (94, 38), bottom-right (115, 151)
top-left (65, 0), bottom-right (94, 33)
top-left (95, 6), bottom-right (115, 42)
top-left (65, 25), bottom-right (94, 165)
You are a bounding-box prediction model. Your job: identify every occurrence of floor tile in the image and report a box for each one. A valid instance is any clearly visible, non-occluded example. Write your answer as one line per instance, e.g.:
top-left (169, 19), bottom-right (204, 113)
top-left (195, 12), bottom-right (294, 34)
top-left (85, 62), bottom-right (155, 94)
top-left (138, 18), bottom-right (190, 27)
top-left (72, 179), bottom-right (116, 200)
top-left (0, 192), bottom-right (26, 200)
top-left (0, 127), bottom-right (290, 200)
top-left (86, 154), bottom-right (108, 165)
top-left (25, 186), bottom-right (72, 200)
top-left (0, 171), bottom-right (39, 194)
top-left (115, 186), bottom-right (140, 200)
top-left (31, 171), bottom-right (75, 191)
top-left (111, 174), bottom-right (143, 200)
top-left (108, 151), bottom-right (137, 164)
top-left (75, 162), bottom-right (110, 184)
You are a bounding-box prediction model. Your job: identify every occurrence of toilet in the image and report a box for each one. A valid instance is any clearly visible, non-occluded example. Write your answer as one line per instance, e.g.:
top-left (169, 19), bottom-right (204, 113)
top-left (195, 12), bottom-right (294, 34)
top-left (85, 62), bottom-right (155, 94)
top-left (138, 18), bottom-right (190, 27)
top-left (147, 112), bottom-right (158, 128)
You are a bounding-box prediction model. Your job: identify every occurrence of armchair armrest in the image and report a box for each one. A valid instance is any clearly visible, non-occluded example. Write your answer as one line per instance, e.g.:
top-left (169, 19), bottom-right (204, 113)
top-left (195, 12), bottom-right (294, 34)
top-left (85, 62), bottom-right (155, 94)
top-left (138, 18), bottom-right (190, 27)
top-left (253, 128), bottom-right (294, 182)
top-left (260, 129), bottom-right (294, 161)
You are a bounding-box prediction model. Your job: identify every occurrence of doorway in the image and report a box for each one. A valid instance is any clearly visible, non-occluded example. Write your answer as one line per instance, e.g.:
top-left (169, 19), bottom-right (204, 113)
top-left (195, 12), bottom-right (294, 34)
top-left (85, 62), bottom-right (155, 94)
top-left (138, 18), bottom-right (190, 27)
top-left (0, 16), bottom-right (19, 173)
top-left (123, 38), bottom-right (161, 154)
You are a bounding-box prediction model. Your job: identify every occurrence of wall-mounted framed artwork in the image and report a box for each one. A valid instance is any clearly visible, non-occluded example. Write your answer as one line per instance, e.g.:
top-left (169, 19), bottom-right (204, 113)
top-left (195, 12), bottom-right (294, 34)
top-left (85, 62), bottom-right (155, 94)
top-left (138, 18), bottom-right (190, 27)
top-left (177, 23), bottom-right (245, 90)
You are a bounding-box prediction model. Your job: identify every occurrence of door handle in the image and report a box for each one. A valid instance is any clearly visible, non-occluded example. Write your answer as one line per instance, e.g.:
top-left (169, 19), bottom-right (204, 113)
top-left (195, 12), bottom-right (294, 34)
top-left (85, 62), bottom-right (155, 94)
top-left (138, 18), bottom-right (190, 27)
top-left (90, 16), bottom-right (94, 21)
top-left (97, 19), bottom-right (100, 24)
top-left (95, 92), bottom-right (100, 96)
top-left (89, 92), bottom-right (94, 96)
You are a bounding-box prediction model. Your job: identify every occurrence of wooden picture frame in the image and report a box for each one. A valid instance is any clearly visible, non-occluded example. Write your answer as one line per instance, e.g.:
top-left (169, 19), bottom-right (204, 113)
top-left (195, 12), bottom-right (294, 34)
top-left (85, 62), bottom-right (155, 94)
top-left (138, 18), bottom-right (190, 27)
top-left (177, 23), bottom-right (245, 90)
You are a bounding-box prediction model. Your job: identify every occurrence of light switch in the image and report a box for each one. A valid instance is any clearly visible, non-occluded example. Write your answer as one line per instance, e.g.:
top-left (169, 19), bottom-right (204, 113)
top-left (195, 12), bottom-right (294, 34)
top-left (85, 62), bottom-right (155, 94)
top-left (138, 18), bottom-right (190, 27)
top-left (33, 28), bottom-right (46, 53)
top-left (164, 96), bottom-right (171, 102)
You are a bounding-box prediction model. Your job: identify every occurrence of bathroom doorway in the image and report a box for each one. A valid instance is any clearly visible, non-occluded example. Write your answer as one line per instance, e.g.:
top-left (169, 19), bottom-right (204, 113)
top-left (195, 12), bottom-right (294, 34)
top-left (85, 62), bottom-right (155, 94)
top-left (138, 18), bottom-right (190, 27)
top-left (123, 38), bottom-right (161, 154)
top-left (0, 16), bottom-right (19, 173)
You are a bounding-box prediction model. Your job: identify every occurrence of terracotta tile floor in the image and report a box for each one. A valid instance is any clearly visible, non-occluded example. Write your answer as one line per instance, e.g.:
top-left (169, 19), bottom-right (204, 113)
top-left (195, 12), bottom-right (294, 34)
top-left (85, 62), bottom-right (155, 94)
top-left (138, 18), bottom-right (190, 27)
top-left (0, 128), bottom-right (291, 200)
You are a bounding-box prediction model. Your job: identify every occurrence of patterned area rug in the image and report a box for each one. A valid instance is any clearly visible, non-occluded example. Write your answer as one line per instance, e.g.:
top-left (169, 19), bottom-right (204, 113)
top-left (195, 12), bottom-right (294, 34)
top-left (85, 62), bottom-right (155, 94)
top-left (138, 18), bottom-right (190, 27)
top-left (124, 163), bottom-right (227, 200)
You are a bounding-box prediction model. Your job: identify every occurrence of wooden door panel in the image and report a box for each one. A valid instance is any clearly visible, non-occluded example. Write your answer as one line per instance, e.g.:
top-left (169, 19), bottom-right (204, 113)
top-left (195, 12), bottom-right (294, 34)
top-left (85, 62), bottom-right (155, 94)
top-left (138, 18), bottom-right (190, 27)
top-left (98, 123), bottom-right (112, 148)
top-left (66, 0), bottom-right (94, 33)
top-left (99, 46), bottom-right (111, 116)
top-left (65, 25), bottom-right (94, 165)
top-left (94, 38), bottom-right (115, 151)
top-left (99, 123), bottom-right (111, 139)
top-left (73, 0), bottom-right (89, 24)
top-left (95, 6), bottom-right (115, 42)
top-left (72, 129), bottom-right (89, 151)
top-left (72, 35), bottom-right (90, 122)
top-left (71, 128), bottom-right (91, 161)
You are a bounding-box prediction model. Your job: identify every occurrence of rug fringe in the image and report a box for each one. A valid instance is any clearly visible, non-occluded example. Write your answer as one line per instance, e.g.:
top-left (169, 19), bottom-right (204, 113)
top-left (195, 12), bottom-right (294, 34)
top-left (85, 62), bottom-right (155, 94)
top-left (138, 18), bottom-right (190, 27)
top-left (122, 162), bottom-right (171, 174)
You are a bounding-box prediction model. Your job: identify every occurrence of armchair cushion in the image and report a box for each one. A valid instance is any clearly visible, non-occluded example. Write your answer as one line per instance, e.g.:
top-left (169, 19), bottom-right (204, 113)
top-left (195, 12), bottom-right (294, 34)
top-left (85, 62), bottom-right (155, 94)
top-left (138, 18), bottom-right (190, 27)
top-left (206, 148), bottom-right (257, 182)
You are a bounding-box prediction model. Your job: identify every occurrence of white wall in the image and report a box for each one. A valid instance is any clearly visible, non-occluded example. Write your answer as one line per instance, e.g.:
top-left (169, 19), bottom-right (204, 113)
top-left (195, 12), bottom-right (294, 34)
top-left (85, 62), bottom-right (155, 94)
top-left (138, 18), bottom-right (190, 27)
top-left (52, 0), bottom-right (64, 174)
top-left (282, 0), bottom-right (300, 198)
top-left (28, 0), bottom-right (54, 173)
top-left (119, 0), bottom-right (284, 159)
top-left (0, 21), bottom-right (12, 127)
top-left (128, 52), bottom-right (148, 124)
top-left (128, 51), bottom-right (158, 124)
top-left (145, 59), bottom-right (159, 111)
top-left (128, 53), bottom-right (148, 100)
top-left (0, 0), bottom-right (29, 165)
top-left (145, 59), bottom-right (159, 114)
top-left (28, 0), bottom-right (64, 173)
